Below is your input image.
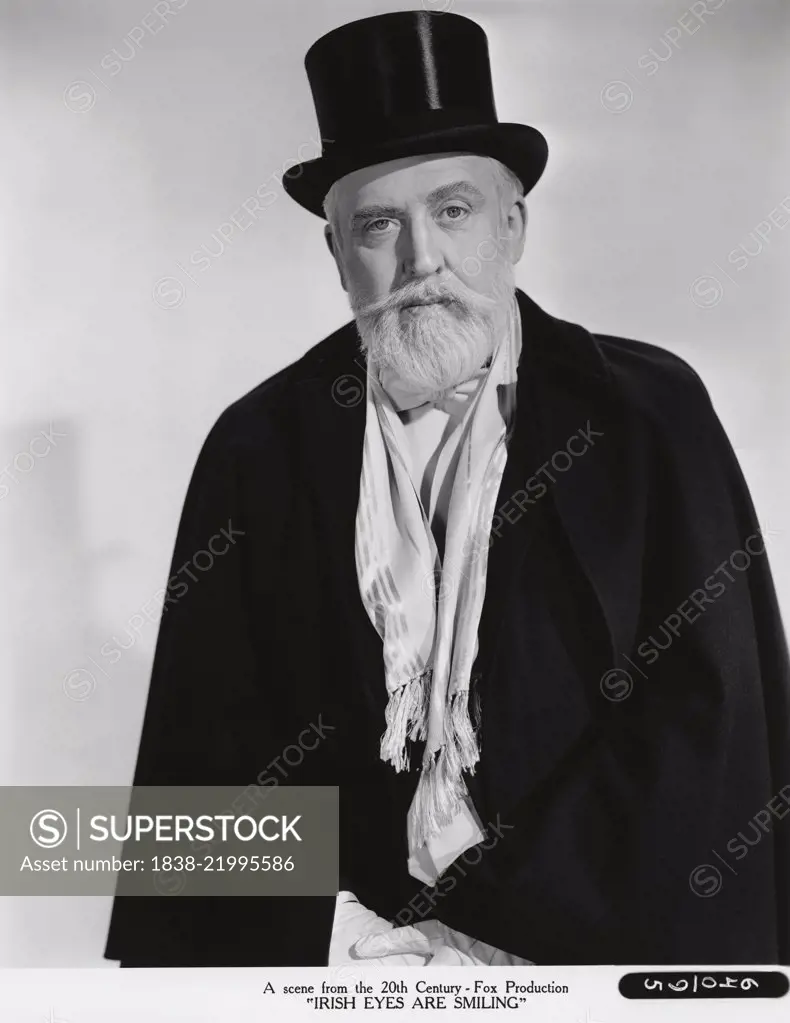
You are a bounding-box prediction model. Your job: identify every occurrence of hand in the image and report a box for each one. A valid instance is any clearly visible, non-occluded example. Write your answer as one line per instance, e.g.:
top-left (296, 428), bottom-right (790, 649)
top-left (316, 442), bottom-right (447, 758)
top-left (328, 892), bottom-right (430, 966)
top-left (353, 918), bottom-right (533, 966)
top-left (350, 923), bottom-right (434, 963)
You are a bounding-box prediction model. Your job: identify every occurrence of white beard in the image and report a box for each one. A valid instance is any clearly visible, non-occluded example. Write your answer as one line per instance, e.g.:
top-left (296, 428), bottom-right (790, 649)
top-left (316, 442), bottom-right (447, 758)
top-left (349, 266), bottom-right (516, 394)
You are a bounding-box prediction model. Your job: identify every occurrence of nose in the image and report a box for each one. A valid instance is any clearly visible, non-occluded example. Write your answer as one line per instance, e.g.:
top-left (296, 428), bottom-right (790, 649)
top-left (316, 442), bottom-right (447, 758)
top-left (399, 214), bottom-right (443, 280)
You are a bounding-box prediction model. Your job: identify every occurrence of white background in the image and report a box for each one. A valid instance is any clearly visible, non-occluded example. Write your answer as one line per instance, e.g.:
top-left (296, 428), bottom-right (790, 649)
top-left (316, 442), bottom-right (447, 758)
top-left (0, 0), bottom-right (788, 967)
top-left (2, 966), bottom-right (790, 1022)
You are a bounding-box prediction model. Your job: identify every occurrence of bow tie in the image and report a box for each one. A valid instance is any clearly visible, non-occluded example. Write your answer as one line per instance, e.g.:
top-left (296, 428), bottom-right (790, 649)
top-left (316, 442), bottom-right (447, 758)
top-left (379, 365), bottom-right (490, 417)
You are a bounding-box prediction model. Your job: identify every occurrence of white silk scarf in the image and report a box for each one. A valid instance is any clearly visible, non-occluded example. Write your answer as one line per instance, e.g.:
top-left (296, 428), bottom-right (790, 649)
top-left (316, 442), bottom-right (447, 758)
top-left (354, 297), bottom-right (521, 880)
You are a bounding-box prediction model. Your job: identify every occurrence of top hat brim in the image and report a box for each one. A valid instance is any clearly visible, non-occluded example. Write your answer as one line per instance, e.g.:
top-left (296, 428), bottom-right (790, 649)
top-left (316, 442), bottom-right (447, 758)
top-left (281, 122), bottom-right (548, 219)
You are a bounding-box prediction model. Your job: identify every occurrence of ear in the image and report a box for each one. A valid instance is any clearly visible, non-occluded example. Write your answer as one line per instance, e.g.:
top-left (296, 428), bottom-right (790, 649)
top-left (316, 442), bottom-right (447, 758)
top-left (500, 197), bottom-right (528, 265)
top-left (324, 225), bottom-right (348, 292)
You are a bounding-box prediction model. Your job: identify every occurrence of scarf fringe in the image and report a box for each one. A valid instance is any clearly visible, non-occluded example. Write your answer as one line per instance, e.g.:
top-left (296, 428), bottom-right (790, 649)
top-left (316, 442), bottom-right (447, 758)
top-left (380, 668), bottom-right (432, 772)
top-left (447, 683), bottom-right (481, 773)
top-left (407, 686), bottom-right (482, 846)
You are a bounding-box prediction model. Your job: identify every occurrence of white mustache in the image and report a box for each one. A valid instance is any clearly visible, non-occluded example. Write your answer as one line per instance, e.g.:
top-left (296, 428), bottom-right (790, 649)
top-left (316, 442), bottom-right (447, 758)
top-left (351, 277), bottom-right (499, 321)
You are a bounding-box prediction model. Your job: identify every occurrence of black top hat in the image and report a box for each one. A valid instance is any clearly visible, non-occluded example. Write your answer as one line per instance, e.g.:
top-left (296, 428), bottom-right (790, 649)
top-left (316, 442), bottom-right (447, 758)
top-left (282, 10), bottom-right (548, 219)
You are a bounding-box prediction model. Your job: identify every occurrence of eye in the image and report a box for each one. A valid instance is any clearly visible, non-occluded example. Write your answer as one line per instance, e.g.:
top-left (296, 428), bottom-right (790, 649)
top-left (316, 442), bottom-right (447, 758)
top-left (364, 218), bottom-right (396, 234)
top-left (438, 204), bottom-right (470, 224)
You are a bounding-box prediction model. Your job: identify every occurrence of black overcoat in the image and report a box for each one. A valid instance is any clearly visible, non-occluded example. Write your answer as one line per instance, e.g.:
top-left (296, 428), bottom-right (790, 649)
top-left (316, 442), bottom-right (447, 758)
top-left (105, 290), bottom-right (790, 966)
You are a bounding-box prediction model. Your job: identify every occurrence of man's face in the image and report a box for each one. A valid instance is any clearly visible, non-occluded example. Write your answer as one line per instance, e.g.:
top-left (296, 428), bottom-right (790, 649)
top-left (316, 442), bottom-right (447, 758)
top-left (326, 153), bottom-right (526, 393)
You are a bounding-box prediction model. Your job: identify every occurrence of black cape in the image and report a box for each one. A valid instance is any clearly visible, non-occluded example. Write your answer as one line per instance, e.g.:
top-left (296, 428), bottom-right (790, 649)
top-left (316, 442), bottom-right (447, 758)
top-left (105, 290), bottom-right (790, 966)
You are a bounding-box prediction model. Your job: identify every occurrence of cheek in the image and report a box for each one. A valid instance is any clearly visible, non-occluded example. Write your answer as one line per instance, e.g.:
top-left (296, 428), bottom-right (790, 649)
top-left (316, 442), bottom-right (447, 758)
top-left (346, 249), bottom-right (396, 299)
top-left (455, 254), bottom-right (505, 296)
top-left (452, 220), bottom-right (508, 295)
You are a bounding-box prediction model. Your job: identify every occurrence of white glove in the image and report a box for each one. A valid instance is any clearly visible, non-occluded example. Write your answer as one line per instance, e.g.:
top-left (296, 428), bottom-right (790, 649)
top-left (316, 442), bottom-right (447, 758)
top-left (355, 917), bottom-right (533, 965)
top-left (328, 891), bottom-right (431, 966)
top-left (331, 892), bottom-right (533, 966)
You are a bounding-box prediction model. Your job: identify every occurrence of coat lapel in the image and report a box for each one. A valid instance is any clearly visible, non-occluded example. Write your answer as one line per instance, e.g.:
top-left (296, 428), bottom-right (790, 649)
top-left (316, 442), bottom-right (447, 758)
top-left (293, 330), bottom-right (389, 722)
top-left (476, 290), bottom-right (647, 693)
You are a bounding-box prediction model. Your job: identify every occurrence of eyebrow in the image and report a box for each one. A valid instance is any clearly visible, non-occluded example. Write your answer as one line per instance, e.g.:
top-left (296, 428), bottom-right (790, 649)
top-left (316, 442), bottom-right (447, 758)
top-left (426, 180), bottom-right (486, 206)
top-left (349, 180), bottom-right (486, 229)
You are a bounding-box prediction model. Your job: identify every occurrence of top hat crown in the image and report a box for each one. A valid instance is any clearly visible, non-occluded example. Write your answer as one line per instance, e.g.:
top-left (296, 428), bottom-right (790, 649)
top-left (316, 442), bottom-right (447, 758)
top-left (282, 10), bottom-right (548, 218)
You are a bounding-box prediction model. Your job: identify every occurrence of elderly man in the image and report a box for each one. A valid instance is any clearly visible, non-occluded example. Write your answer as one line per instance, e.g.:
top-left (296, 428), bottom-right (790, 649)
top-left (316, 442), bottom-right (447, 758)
top-left (106, 11), bottom-right (790, 967)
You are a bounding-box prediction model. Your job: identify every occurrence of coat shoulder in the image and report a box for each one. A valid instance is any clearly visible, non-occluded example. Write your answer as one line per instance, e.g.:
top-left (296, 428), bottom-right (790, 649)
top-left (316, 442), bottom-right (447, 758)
top-left (593, 331), bottom-right (719, 437)
top-left (596, 331), bottom-right (706, 395)
top-left (200, 319), bottom-right (358, 455)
